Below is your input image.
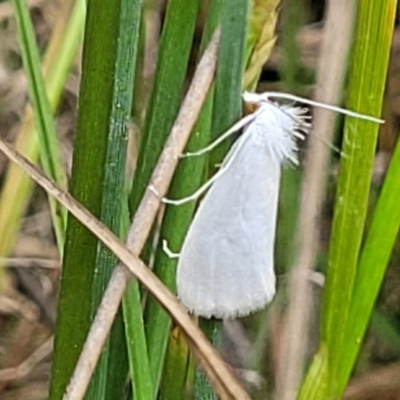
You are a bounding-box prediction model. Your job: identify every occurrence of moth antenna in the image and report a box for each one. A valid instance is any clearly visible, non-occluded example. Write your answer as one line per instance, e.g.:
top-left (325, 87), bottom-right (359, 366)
top-left (263, 91), bottom-right (384, 124)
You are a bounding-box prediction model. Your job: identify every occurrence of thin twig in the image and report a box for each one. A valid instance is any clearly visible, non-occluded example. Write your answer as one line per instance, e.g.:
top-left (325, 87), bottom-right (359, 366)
top-left (0, 29), bottom-right (250, 400)
top-left (275, 1), bottom-right (357, 399)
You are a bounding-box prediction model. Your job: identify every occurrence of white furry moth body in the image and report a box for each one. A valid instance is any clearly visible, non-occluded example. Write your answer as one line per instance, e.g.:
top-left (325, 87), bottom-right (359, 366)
top-left (176, 93), bottom-right (310, 319)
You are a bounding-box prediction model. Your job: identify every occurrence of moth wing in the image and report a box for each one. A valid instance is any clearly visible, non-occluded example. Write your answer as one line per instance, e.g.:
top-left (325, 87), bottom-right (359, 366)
top-left (177, 133), bottom-right (280, 318)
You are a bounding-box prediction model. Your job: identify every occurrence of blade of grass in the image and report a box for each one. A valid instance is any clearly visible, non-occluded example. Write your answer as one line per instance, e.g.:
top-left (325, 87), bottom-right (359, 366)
top-left (0, 0), bottom-right (84, 289)
top-left (122, 265), bottom-right (153, 400)
top-left (194, 319), bottom-right (223, 400)
top-left (338, 123), bottom-right (400, 391)
top-left (122, 0), bottom-right (199, 397)
top-left (298, 344), bottom-right (329, 399)
top-left (11, 0), bottom-right (68, 251)
top-left (144, 2), bottom-right (222, 397)
top-left (299, 1), bottom-right (396, 398)
top-left (86, 0), bottom-right (142, 399)
top-left (128, 0), bottom-right (200, 214)
top-left (159, 326), bottom-right (191, 400)
top-left (49, 0), bottom-right (137, 397)
top-left (209, 0), bottom-right (249, 166)
top-left (322, 0), bottom-right (395, 390)
top-left (103, 6), bottom-right (149, 399)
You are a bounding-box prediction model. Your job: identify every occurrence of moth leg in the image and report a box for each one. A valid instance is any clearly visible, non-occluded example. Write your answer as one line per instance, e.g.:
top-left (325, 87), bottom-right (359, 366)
top-left (162, 126), bottom-right (255, 206)
top-left (161, 165), bottom-right (228, 206)
top-left (162, 239), bottom-right (180, 259)
top-left (148, 175), bottom-right (217, 205)
top-left (181, 112), bottom-right (257, 158)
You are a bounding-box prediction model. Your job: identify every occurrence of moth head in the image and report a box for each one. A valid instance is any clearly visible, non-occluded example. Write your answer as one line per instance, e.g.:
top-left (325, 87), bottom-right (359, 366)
top-left (242, 91), bottom-right (266, 114)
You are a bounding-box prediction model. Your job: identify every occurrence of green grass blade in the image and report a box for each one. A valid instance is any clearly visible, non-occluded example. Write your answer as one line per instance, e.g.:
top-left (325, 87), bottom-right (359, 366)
top-left (209, 0), bottom-right (249, 166)
top-left (49, 0), bottom-right (140, 397)
top-left (123, 273), bottom-right (153, 399)
top-left (213, 0), bottom-right (249, 128)
top-left (128, 0), bottom-right (200, 214)
top-left (194, 319), bottom-right (223, 400)
top-left (86, 0), bottom-right (142, 399)
top-left (299, 1), bottom-right (396, 398)
top-left (11, 0), bottom-right (68, 250)
top-left (338, 122), bottom-right (400, 390)
top-left (143, 3), bottom-right (221, 397)
top-left (122, 0), bottom-right (199, 398)
top-left (322, 0), bottom-right (395, 381)
top-left (160, 328), bottom-right (191, 400)
top-left (298, 345), bottom-right (329, 400)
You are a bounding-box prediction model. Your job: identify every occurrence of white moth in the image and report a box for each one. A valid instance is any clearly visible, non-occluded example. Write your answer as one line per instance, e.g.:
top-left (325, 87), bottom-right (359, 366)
top-left (165, 92), bottom-right (383, 319)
